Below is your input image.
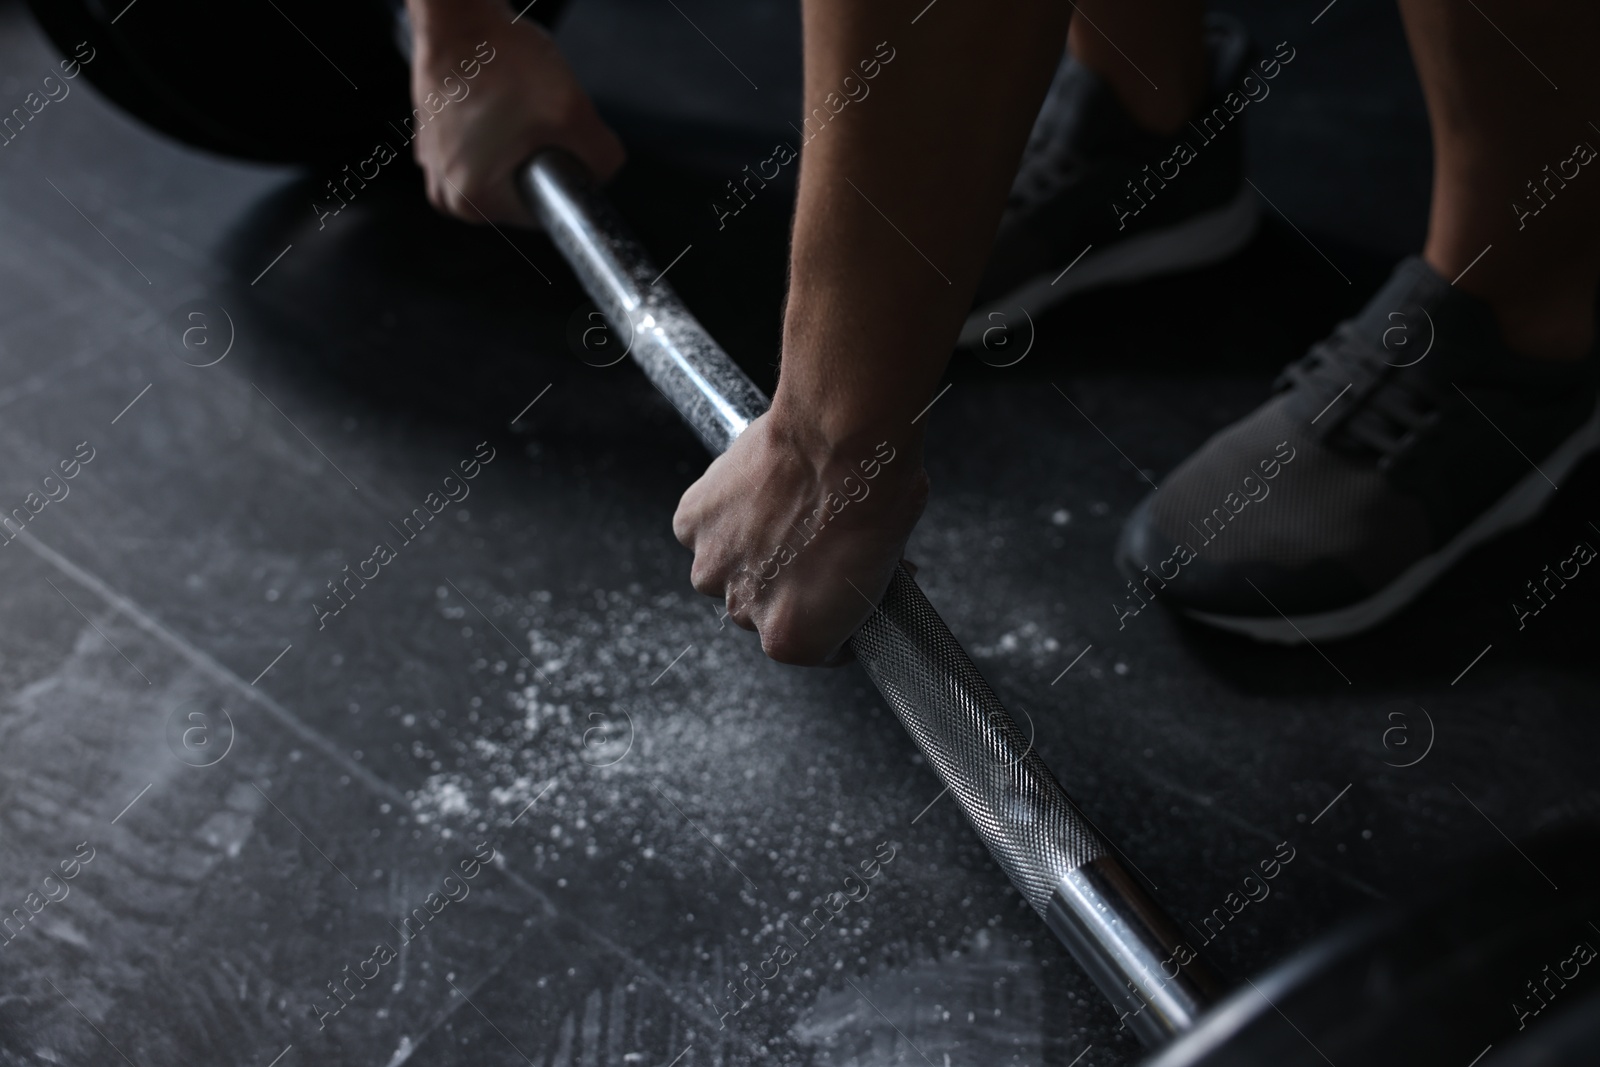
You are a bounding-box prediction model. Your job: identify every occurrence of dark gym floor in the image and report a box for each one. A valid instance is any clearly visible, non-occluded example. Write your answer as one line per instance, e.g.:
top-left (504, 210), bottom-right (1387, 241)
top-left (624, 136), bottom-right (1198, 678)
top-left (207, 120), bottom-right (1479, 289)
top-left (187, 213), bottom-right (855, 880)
top-left (1, 0), bottom-right (1596, 1065)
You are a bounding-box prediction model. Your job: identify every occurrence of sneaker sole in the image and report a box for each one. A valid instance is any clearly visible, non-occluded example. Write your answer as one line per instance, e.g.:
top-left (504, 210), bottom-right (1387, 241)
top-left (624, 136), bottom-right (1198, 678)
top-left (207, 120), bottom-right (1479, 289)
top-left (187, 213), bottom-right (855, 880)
top-left (1184, 399), bottom-right (1600, 644)
top-left (958, 185), bottom-right (1260, 348)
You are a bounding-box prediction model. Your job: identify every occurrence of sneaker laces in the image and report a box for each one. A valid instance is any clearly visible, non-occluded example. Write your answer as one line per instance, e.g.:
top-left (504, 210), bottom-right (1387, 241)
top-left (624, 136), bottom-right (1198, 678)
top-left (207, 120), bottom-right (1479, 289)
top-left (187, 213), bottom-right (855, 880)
top-left (1277, 325), bottom-right (1444, 462)
top-left (1006, 108), bottom-right (1083, 216)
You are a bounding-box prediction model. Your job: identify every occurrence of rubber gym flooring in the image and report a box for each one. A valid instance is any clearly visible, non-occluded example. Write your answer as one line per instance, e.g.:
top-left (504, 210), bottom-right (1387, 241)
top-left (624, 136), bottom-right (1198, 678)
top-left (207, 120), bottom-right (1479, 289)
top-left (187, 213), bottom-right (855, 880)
top-left (0, 0), bottom-right (1596, 1064)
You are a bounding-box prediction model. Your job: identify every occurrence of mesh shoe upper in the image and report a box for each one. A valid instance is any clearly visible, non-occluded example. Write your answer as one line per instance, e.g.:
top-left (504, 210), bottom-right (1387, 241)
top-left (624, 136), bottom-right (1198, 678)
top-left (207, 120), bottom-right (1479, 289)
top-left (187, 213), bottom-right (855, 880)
top-left (975, 15), bottom-right (1253, 307)
top-left (1117, 256), bottom-right (1599, 618)
top-left (1132, 395), bottom-right (1433, 584)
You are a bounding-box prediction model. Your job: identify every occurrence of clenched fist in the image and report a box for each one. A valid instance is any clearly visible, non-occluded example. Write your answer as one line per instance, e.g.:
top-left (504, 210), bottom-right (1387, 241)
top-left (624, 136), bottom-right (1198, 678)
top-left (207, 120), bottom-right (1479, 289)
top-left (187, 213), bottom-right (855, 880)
top-left (407, 0), bottom-right (624, 225)
top-left (673, 412), bottom-right (928, 666)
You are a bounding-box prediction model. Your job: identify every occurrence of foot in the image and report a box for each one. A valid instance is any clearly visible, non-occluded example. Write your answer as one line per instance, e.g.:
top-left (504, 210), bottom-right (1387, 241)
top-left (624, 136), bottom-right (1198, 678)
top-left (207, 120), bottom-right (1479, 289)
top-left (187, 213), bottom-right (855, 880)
top-left (960, 14), bottom-right (1265, 349)
top-left (1114, 256), bottom-right (1600, 643)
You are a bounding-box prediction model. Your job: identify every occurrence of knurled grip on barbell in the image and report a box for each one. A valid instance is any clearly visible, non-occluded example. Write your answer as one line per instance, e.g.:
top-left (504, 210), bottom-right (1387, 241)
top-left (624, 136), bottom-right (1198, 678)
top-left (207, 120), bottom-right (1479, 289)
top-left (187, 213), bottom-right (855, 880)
top-left (852, 564), bottom-right (1107, 902)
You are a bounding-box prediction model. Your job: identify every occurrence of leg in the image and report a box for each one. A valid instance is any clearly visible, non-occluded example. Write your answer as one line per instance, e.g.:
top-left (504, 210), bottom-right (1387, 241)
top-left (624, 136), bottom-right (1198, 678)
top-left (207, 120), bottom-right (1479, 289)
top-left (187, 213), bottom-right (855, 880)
top-left (963, 0), bottom-right (1256, 337)
top-left (1066, 0), bottom-right (1208, 134)
top-left (1401, 0), bottom-right (1600, 359)
top-left (1115, 1), bottom-right (1600, 643)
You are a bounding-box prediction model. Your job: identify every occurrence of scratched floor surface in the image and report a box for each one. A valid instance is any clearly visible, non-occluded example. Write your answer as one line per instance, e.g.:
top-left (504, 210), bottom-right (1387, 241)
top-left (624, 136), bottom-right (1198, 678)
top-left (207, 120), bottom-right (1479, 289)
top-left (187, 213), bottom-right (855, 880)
top-left (0, 1), bottom-right (1597, 1065)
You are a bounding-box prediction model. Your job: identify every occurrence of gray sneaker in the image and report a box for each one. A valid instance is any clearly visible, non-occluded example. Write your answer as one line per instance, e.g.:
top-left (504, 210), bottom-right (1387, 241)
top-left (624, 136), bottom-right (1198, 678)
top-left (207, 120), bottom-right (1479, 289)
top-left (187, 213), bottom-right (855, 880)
top-left (961, 14), bottom-right (1265, 347)
top-left (1114, 256), bottom-right (1600, 643)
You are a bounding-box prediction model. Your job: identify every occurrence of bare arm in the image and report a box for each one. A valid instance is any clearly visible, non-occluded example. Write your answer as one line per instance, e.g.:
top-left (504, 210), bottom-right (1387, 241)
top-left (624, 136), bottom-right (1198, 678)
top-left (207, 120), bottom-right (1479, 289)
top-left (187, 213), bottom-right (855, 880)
top-left (674, 0), bottom-right (1070, 664)
top-left (779, 1), bottom-right (1071, 438)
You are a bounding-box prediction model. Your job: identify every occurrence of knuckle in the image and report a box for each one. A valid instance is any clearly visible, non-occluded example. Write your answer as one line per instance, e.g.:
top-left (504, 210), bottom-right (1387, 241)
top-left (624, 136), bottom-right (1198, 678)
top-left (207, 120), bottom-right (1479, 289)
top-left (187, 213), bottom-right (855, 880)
top-left (725, 599), bottom-right (757, 632)
top-left (441, 168), bottom-right (476, 204)
top-left (724, 578), bottom-right (764, 620)
top-left (759, 620), bottom-right (823, 666)
top-left (762, 638), bottom-right (817, 666)
top-left (670, 508), bottom-right (694, 549)
top-left (687, 559), bottom-right (722, 598)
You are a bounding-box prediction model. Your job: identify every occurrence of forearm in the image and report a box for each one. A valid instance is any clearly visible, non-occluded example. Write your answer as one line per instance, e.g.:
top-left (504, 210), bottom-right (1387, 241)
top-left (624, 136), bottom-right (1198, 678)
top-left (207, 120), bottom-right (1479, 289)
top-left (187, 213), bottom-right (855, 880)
top-left (774, 0), bottom-right (1070, 452)
top-left (406, 0), bottom-right (506, 51)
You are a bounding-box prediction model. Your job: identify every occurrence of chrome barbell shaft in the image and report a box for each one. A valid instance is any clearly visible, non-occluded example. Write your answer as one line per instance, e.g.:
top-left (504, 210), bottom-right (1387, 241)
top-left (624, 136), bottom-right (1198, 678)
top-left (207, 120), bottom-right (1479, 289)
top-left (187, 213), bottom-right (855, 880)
top-left (519, 150), bottom-right (1219, 1044)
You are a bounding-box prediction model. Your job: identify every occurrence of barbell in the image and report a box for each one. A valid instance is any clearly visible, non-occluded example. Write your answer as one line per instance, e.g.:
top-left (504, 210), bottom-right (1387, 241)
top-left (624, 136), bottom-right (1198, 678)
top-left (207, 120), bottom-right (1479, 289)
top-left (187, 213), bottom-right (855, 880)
top-left (23, 2), bottom-right (1600, 1063)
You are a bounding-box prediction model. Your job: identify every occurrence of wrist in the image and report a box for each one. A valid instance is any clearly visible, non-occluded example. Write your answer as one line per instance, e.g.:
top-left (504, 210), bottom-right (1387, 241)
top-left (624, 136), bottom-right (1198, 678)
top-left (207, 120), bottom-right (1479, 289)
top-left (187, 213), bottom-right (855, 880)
top-left (765, 390), bottom-right (926, 479)
top-left (771, 269), bottom-right (952, 462)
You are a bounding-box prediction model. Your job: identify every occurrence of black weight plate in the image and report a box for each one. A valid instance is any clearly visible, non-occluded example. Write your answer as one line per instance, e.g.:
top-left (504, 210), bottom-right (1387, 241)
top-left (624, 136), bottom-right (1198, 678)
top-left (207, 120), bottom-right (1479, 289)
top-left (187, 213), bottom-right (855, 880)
top-left (25, 0), bottom-right (411, 164)
top-left (1144, 824), bottom-right (1600, 1067)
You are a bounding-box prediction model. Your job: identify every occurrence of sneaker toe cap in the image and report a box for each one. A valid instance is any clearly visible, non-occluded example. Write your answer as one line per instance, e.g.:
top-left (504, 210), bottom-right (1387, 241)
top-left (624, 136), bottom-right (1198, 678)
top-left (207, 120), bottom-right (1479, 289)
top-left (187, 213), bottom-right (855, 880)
top-left (1115, 494), bottom-right (1373, 618)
